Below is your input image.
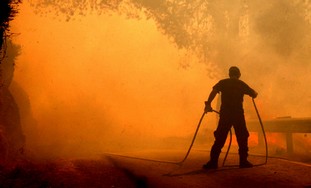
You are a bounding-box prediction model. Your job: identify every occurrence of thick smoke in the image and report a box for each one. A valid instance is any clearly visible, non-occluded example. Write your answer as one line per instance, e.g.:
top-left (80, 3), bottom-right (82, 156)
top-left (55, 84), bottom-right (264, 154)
top-left (7, 0), bottom-right (311, 158)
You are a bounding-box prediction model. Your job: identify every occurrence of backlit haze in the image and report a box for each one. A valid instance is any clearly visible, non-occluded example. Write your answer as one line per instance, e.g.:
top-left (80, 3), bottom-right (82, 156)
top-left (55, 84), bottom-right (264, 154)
top-left (7, 0), bottom-right (311, 158)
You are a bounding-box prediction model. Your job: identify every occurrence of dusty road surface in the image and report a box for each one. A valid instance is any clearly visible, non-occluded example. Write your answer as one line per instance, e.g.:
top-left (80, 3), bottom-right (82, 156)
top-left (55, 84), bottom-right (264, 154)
top-left (0, 150), bottom-right (310, 187)
top-left (103, 150), bottom-right (311, 188)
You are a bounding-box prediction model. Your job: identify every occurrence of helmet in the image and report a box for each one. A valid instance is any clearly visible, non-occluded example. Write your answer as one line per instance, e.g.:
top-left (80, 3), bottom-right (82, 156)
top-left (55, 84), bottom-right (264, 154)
top-left (229, 66), bottom-right (241, 78)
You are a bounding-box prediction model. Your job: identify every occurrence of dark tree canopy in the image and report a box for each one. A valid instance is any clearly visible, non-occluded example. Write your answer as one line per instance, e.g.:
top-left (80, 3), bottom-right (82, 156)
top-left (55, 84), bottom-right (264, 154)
top-left (0, 0), bottom-right (21, 63)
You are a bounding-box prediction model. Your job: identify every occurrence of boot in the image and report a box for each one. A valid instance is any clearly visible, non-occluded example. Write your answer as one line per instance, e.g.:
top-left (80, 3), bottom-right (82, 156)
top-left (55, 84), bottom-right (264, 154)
top-left (203, 142), bottom-right (223, 169)
top-left (239, 160), bottom-right (253, 168)
top-left (239, 146), bottom-right (253, 168)
top-left (239, 156), bottom-right (253, 168)
top-left (203, 144), bottom-right (222, 169)
top-left (202, 160), bottom-right (218, 169)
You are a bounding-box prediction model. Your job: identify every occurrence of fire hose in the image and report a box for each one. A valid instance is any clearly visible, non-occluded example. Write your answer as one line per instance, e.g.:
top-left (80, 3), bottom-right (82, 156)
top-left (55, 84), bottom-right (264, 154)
top-left (252, 98), bottom-right (268, 165)
top-left (103, 98), bottom-right (268, 167)
top-left (222, 98), bottom-right (268, 167)
top-left (102, 111), bottom-right (207, 166)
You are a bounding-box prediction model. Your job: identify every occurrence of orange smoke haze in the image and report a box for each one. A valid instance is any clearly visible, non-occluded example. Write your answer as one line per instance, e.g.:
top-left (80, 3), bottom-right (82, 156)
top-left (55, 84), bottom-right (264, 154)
top-left (9, 2), bottom-right (215, 157)
top-left (6, 1), bottom-right (311, 158)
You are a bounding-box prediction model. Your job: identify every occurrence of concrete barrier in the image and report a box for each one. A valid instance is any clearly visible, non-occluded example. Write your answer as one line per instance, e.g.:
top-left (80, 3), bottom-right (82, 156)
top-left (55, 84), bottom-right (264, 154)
top-left (247, 117), bottom-right (311, 154)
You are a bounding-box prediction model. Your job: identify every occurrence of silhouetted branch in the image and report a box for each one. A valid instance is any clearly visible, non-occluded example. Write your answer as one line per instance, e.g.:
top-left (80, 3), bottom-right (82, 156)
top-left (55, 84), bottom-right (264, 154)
top-left (0, 0), bottom-right (21, 64)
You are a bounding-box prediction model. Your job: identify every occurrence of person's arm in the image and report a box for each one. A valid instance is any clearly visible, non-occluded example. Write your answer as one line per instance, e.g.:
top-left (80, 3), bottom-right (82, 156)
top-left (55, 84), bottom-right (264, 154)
top-left (243, 81), bottom-right (258, 98)
top-left (204, 89), bottom-right (218, 113)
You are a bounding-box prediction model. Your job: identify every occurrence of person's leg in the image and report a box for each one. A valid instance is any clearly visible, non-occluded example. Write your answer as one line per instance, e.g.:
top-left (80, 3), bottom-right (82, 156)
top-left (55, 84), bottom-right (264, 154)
top-left (203, 115), bottom-right (231, 169)
top-left (233, 113), bottom-right (253, 168)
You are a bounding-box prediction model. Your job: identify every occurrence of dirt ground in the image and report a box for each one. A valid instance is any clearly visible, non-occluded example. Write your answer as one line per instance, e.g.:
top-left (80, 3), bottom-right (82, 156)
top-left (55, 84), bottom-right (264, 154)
top-left (0, 150), bottom-right (310, 188)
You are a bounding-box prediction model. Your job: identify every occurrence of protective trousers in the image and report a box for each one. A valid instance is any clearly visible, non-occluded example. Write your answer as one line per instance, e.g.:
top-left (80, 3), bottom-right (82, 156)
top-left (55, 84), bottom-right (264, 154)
top-left (210, 111), bottom-right (249, 162)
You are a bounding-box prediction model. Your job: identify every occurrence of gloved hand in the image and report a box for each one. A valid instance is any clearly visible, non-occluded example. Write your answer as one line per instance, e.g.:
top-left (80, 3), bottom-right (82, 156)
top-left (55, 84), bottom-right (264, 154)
top-left (252, 91), bottom-right (258, 98)
top-left (204, 102), bottom-right (213, 113)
